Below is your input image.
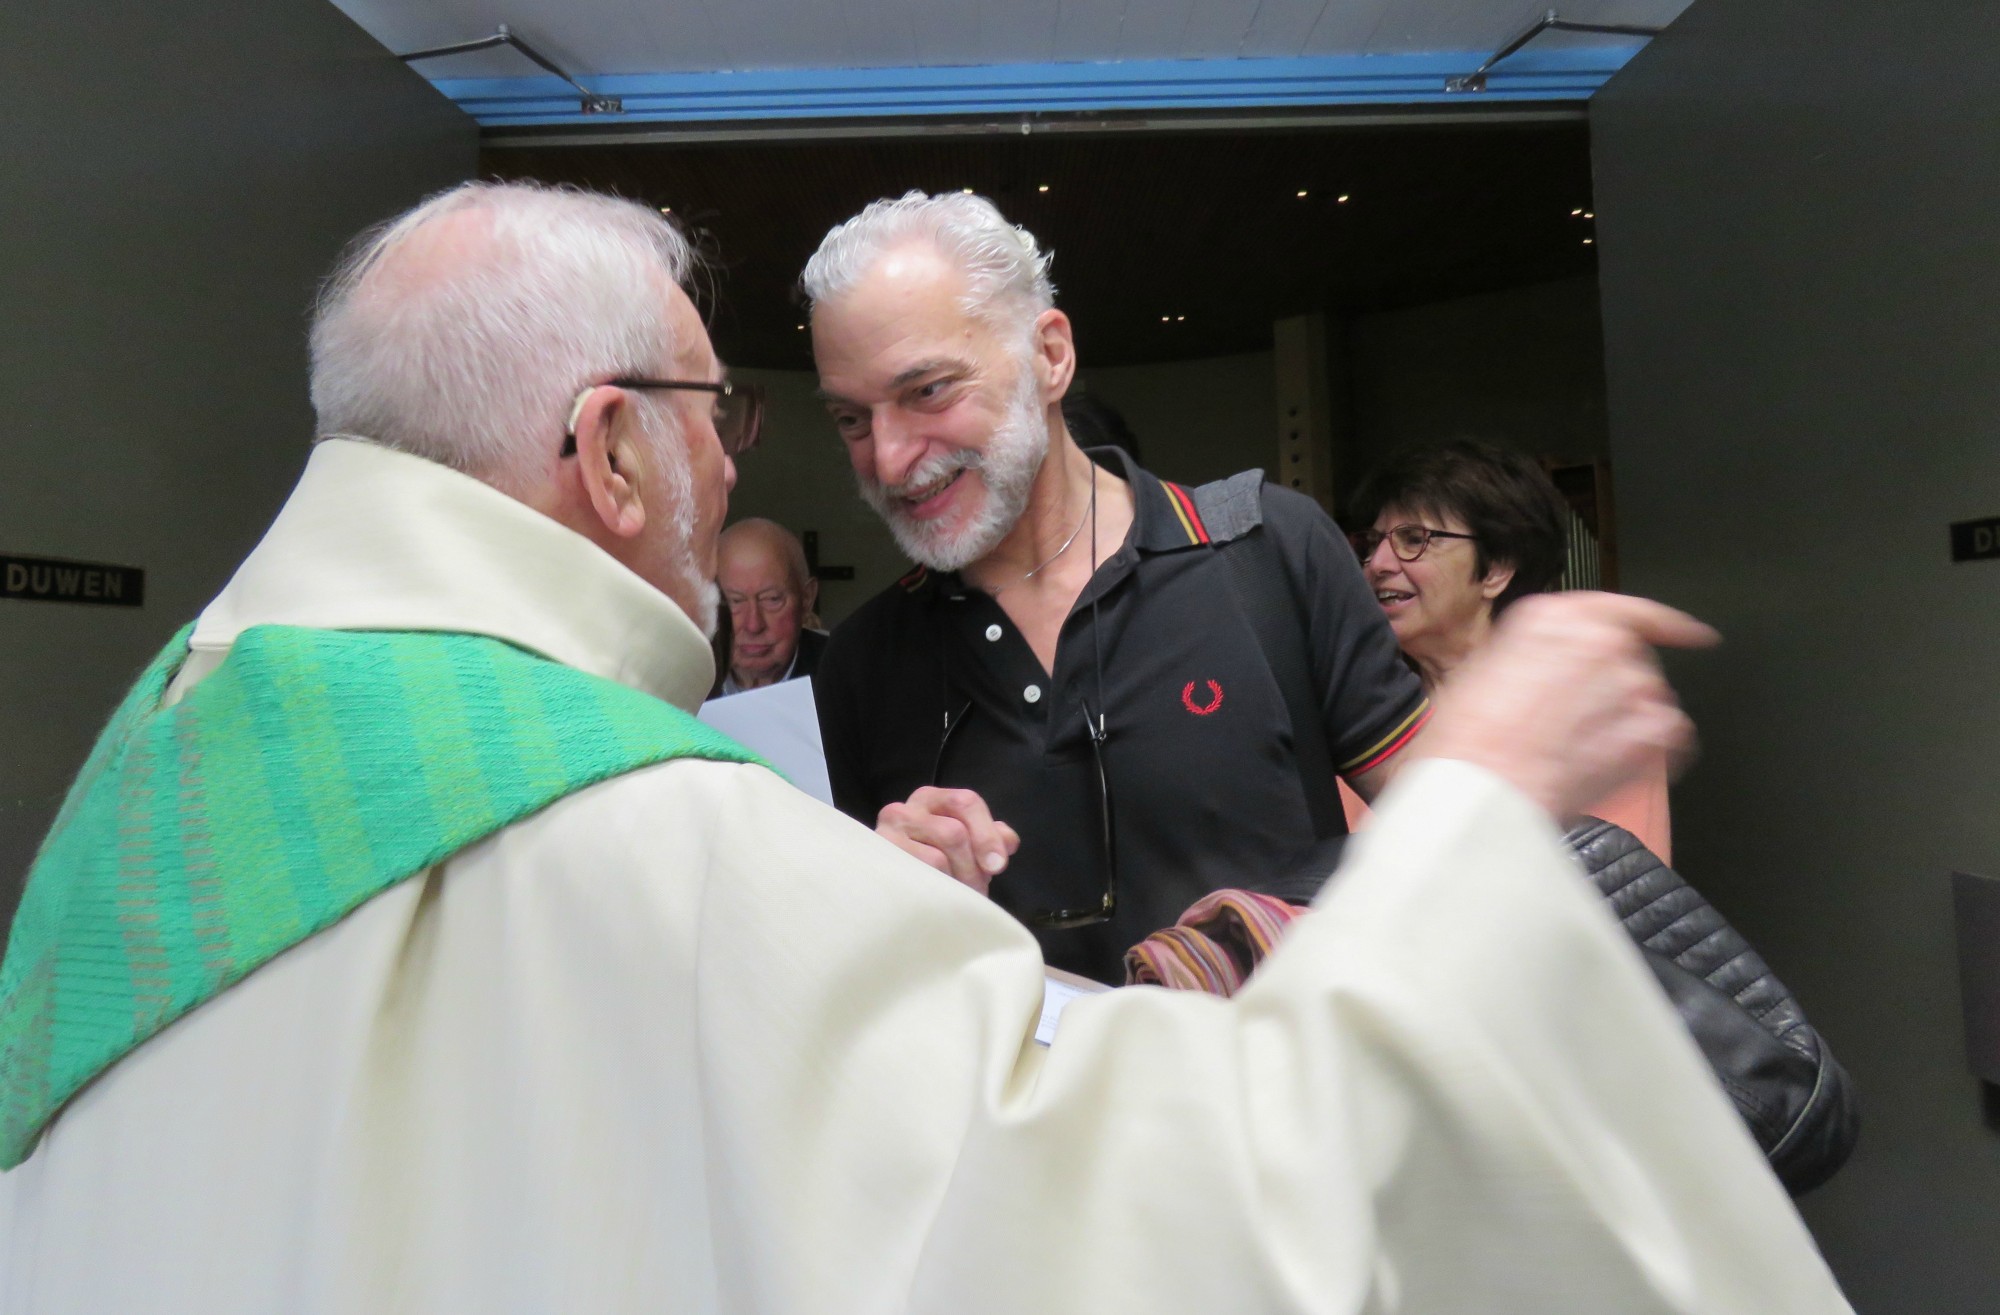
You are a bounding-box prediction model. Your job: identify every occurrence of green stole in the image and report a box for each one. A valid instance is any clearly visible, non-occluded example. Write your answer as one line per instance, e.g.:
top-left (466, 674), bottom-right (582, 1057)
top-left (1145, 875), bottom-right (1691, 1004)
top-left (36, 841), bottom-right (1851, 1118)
top-left (0, 624), bottom-right (765, 1169)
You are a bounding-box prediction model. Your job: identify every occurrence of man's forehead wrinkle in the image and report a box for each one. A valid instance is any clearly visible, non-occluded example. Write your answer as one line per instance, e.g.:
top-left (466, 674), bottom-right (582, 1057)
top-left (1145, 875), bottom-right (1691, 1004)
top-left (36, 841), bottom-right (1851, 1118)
top-left (888, 358), bottom-right (968, 388)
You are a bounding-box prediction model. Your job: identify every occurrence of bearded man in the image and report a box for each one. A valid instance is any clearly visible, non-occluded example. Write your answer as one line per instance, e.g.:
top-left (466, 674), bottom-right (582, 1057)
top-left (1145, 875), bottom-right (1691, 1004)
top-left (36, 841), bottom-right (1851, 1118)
top-left (807, 192), bottom-right (1430, 983)
top-left (0, 182), bottom-right (1852, 1315)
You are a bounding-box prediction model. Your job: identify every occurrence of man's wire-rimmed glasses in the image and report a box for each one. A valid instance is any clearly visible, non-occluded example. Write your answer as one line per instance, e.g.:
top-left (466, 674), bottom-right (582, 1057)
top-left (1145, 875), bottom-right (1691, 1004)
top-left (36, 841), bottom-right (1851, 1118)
top-left (1348, 524), bottom-right (1478, 564)
top-left (560, 377), bottom-right (764, 458)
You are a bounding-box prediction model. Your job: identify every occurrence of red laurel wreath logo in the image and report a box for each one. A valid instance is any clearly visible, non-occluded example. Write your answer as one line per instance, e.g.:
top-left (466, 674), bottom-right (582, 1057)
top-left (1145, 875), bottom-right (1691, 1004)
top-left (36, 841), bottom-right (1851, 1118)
top-left (1181, 680), bottom-right (1224, 716)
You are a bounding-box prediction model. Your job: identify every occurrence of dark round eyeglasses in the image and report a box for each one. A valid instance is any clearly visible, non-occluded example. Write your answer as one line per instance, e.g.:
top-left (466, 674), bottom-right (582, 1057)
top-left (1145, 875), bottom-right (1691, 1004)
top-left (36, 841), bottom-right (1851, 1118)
top-left (560, 377), bottom-right (764, 458)
top-left (1348, 524), bottom-right (1478, 564)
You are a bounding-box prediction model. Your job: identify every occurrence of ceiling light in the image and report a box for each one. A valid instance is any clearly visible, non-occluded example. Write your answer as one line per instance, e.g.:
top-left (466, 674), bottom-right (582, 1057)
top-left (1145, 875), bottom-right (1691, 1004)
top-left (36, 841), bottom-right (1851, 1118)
top-left (1176, 315), bottom-right (1186, 322)
top-left (1337, 194), bottom-right (1350, 204)
top-left (1161, 316), bottom-right (1170, 322)
top-left (1296, 190), bottom-right (1309, 198)
top-left (796, 323), bottom-right (806, 330)
top-left (1583, 238), bottom-right (1594, 245)
top-left (1584, 212), bottom-right (1595, 219)
top-left (1571, 208), bottom-right (1582, 216)
top-left (961, 187), bottom-right (974, 194)
top-left (659, 206), bottom-right (672, 214)
top-left (1038, 184), bottom-right (1050, 193)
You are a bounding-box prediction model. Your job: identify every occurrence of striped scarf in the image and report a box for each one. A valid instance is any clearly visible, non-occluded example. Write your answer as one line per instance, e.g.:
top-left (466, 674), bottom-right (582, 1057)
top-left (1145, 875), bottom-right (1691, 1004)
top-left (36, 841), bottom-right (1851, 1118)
top-left (1124, 889), bottom-right (1306, 995)
top-left (0, 624), bottom-right (765, 1169)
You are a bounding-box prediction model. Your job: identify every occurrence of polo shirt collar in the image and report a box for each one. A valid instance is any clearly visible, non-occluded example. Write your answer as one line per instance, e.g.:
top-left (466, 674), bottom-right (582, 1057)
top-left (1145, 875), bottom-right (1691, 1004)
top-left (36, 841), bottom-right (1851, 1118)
top-left (1091, 447), bottom-right (1216, 554)
top-left (185, 437), bottom-right (715, 712)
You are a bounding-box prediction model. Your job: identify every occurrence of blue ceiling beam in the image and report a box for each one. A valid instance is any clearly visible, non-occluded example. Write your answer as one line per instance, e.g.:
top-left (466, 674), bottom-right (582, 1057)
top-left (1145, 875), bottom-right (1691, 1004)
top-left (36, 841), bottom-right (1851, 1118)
top-left (432, 48), bottom-right (1646, 128)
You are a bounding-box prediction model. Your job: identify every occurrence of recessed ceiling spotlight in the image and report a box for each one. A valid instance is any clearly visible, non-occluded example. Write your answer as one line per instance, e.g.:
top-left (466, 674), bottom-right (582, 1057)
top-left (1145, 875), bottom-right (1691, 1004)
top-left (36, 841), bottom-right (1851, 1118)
top-left (961, 187), bottom-right (975, 195)
top-left (1296, 190), bottom-right (1309, 198)
top-left (796, 323), bottom-right (806, 330)
top-left (1584, 211), bottom-right (1595, 219)
top-left (1038, 184), bottom-right (1050, 193)
top-left (1337, 194), bottom-right (1350, 204)
top-left (1571, 208), bottom-right (1583, 216)
top-left (660, 206), bottom-right (672, 214)
top-left (1161, 315), bottom-right (1170, 322)
top-left (1583, 238), bottom-right (1594, 245)
top-left (1176, 315), bottom-right (1186, 322)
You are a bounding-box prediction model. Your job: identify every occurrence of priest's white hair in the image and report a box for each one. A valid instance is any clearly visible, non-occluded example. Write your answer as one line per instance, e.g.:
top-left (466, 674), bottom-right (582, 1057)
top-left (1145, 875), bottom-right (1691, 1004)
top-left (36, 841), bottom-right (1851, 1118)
top-left (309, 181), bottom-right (696, 495)
top-left (800, 190), bottom-right (1056, 340)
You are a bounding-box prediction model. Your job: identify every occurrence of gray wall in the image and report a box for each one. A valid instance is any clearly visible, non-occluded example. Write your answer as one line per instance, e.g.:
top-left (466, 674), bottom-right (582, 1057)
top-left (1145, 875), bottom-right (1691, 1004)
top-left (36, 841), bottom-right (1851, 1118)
top-left (1593, 3), bottom-right (2000, 1308)
top-left (1343, 276), bottom-right (1611, 492)
top-left (1078, 351), bottom-right (1279, 488)
top-left (0, 3), bottom-right (475, 925)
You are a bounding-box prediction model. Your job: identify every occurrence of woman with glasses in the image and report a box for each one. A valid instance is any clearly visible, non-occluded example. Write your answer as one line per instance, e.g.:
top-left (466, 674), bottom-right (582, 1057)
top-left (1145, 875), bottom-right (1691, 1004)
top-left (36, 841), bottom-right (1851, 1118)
top-left (1335, 441), bottom-right (1862, 1192)
top-left (1346, 438), bottom-right (1670, 860)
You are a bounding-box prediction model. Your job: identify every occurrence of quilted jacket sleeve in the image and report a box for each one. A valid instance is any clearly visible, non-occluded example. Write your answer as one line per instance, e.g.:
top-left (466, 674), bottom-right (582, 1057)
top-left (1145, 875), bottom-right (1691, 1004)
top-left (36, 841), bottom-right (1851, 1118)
top-left (1565, 818), bottom-right (1861, 1195)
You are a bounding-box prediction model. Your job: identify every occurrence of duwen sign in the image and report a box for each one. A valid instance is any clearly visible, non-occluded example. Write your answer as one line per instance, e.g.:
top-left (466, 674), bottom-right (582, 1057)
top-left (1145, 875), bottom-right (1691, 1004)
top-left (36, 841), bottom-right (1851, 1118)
top-left (1, 553), bottom-right (145, 608)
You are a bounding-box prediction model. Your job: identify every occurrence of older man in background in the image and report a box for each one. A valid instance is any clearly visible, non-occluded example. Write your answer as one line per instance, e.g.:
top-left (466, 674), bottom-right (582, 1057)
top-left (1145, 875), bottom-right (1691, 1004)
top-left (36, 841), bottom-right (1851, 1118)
top-left (0, 181), bottom-right (1851, 1314)
top-left (715, 517), bottom-right (826, 694)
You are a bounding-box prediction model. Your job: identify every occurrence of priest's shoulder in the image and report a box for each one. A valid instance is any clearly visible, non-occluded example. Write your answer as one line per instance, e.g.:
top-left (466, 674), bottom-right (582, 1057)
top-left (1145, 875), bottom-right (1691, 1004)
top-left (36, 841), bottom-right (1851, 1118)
top-left (535, 752), bottom-right (823, 848)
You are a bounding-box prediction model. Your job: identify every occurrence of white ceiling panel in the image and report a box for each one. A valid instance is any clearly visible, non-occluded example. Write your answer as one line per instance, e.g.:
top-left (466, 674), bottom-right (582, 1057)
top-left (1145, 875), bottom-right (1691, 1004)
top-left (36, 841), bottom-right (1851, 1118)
top-left (907, 0), bottom-right (982, 65)
top-left (1050, 0), bottom-right (1130, 62)
top-left (839, 0), bottom-right (919, 65)
top-left (1366, 0), bottom-right (1503, 53)
top-left (1173, 0), bottom-right (1266, 58)
top-left (974, 0), bottom-right (1065, 64)
top-left (1100, 0), bottom-right (1202, 60)
top-left (1238, 0), bottom-right (1343, 59)
top-left (1300, 0), bottom-right (1400, 54)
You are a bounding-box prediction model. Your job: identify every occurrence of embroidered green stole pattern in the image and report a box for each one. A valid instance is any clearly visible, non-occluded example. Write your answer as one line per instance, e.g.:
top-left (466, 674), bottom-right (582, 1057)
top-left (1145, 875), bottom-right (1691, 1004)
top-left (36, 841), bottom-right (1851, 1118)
top-left (0, 624), bottom-right (763, 1169)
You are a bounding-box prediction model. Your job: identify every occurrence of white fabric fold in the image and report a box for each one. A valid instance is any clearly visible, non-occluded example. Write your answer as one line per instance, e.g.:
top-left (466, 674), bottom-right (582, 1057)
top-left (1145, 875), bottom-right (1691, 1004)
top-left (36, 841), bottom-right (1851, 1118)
top-left (0, 445), bottom-right (1850, 1314)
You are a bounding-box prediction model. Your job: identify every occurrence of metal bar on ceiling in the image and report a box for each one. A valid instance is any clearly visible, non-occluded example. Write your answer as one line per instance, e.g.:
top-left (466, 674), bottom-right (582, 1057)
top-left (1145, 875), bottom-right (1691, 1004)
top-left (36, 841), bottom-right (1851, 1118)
top-left (399, 24), bottom-right (622, 115)
top-left (481, 102), bottom-right (1587, 150)
top-left (1445, 8), bottom-right (1663, 93)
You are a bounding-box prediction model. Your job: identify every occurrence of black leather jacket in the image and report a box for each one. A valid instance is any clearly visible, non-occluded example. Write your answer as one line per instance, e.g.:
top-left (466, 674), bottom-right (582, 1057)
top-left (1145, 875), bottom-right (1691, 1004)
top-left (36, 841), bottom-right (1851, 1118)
top-left (1565, 818), bottom-right (1860, 1196)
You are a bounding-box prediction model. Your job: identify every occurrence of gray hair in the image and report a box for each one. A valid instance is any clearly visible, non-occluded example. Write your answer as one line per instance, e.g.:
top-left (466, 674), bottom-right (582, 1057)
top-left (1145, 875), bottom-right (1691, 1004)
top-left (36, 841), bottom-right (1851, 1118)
top-left (309, 181), bottom-right (696, 491)
top-left (800, 190), bottom-right (1055, 338)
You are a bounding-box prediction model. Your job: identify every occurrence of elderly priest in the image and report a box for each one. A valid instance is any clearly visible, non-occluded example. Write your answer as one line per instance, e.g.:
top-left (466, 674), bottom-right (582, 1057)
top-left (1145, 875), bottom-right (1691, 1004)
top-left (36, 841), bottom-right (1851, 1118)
top-left (0, 183), bottom-right (1850, 1314)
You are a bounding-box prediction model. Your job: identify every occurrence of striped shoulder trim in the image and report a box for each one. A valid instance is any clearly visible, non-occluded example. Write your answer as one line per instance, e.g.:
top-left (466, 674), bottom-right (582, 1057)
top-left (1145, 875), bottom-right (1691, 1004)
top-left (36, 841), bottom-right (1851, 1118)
top-left (898, 565), bottom-right (930, 593)
top-left (1338, 699), bottom-right (1431, 776)
top-left (1161, 481), bottom-right (1211, 545)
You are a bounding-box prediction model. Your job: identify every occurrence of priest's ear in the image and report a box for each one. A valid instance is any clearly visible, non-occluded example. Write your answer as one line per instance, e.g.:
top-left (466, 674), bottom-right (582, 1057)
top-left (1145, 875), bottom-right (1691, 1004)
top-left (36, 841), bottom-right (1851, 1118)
top-left (566, 384), bottom-right (650, 541)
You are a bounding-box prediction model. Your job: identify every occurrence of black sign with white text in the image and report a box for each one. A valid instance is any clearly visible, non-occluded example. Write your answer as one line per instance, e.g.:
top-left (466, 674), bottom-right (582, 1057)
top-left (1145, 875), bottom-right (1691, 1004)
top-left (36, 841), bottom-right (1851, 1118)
top-left (1950, 517), bottom-right (2000, 563)
top-left (1, 553), bottom-right (145, 607)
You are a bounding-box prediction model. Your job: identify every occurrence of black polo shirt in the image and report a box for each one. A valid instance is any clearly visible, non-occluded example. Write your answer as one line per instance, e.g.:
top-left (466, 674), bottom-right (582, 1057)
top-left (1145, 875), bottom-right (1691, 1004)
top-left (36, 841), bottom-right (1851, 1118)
top-left (815, 451), bottom-right (1428, 983)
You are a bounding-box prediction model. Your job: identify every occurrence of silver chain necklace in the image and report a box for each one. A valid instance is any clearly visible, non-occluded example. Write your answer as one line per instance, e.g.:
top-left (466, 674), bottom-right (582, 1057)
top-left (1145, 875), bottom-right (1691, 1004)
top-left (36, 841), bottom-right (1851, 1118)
top-left (992, 461), bottom-right (1095, 591)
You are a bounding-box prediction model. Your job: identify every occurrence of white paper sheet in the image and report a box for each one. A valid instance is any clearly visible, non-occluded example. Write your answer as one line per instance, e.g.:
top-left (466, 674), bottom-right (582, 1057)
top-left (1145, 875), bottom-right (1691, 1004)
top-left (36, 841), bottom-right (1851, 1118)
top-left (1036, 968), bottom-right (1110, 1046)
top-left (697, 678), bottom-right (835, 806)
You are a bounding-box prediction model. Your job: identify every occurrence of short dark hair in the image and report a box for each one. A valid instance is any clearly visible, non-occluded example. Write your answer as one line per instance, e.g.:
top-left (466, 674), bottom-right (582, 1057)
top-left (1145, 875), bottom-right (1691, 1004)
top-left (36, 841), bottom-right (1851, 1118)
top-left (1347, 438), bottom-right (1570, 611)
top-left (1061, 393), bottom-right (1141, 464)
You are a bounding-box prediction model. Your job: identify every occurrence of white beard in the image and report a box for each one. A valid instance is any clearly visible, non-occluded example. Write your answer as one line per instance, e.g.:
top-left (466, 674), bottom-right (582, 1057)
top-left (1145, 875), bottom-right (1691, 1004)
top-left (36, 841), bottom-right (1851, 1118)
top-left (857, 365), bottom-right (1048, 573)
top-left (690, 578), bottom-right (721, 640)
top-left (633, 399), bottom-right (719, 638)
